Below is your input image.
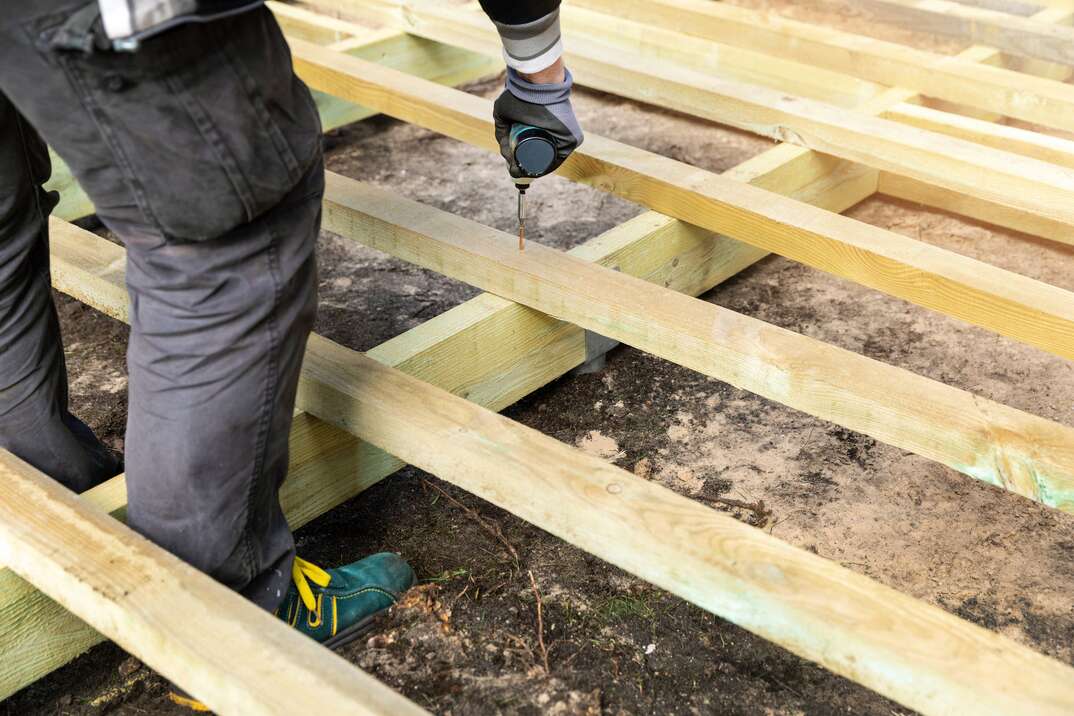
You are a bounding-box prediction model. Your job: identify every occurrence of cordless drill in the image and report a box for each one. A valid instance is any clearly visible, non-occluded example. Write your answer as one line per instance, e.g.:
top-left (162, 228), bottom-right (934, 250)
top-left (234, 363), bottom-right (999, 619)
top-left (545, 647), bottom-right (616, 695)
top-left (509, 124), bottom-right (557, 251)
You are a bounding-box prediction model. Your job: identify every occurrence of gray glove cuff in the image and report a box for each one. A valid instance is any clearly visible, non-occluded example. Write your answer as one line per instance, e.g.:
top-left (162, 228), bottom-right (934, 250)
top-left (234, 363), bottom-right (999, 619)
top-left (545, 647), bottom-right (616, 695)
top-left (505, 67), bottom-right (574, 106)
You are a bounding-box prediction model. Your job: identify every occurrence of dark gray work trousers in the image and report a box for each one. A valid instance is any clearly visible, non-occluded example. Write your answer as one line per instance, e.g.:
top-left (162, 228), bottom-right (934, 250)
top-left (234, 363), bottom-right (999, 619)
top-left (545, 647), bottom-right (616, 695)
top-left (0, 2), bottom-right (323, 609)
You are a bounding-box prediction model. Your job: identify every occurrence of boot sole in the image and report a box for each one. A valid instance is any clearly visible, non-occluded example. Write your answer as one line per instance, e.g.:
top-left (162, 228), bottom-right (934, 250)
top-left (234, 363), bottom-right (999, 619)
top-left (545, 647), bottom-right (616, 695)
top-left (323, 610), bottom-right (388, 650)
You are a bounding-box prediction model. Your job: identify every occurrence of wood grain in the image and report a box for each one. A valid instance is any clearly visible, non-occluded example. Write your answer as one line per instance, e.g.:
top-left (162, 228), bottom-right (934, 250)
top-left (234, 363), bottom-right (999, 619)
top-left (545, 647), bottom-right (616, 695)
top-left (568, 0), bottom-right (1074, 131)
top-left (0, 450), bottom-right (425, 715)
top-left (854, 0), bottom-right (1074, 65)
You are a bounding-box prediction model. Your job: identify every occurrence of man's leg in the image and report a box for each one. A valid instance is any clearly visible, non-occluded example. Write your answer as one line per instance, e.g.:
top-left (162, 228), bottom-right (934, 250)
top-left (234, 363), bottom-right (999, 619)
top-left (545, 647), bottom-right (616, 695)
top-left (0, 4), bottom-right (321, 608)
top-left (0, 92), bottom-right (120, 492)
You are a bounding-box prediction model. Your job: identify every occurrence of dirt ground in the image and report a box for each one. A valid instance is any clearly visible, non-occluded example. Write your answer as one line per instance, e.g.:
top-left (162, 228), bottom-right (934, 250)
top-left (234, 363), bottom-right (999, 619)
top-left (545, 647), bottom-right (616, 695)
top-left (5, 2), bottom-right (1074, 714)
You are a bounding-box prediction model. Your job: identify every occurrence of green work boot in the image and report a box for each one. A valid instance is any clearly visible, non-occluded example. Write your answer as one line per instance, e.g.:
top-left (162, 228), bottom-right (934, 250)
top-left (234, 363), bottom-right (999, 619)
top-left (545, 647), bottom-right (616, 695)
top-left (276, 553), bottom-right (416, 648)
top-left (168, 552), bottom-right (415, 711)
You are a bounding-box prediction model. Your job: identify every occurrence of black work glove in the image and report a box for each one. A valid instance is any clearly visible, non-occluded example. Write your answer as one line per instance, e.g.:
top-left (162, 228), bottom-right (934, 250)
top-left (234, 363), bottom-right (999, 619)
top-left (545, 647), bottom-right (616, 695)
top-left (493, 67), bottom-right (584, 179)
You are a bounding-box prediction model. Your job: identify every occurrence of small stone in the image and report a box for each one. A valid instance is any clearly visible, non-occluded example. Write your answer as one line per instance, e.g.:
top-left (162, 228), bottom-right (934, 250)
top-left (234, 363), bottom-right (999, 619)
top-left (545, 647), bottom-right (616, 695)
top-left (644, 643), bottom-right (656, 655)
top-left (118, 656), bottom-right (141, 678)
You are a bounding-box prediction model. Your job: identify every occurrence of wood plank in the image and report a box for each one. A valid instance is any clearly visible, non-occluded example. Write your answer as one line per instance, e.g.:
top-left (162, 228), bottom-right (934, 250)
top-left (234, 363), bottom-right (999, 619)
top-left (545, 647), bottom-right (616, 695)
top-left (318, 0), bottom-right (1074, 243)
top-left (268, 0), bottom-right (370, 44)
top-left (29, 204), bottom-right (1074, 712)
top-left (0, 450), bottom-right (425, 716)
top-left (565, 0), bottom-right (1074, 132)
top-left (853, 0), bottom-right (1074, 65)
top-left (290, 39), bottom-right (1074, 362)
top-left (4, 151), bottom-right (867, 697)
top-left (882, 102), bottom-right (1074, 170)
top-left (323, 173), bottom-right (1074, 513)
top-left (297, 330), bottom-right (1074, 716)
top-left (551, 3), bottom-right (1074, 241)
top-left (0, 413), bottom-right (367, 700)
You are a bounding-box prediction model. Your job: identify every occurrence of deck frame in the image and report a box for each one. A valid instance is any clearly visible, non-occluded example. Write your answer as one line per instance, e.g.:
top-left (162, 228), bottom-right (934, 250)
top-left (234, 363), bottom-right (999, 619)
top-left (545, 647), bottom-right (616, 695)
top-left (4, 2), bottom-right (1074, 714)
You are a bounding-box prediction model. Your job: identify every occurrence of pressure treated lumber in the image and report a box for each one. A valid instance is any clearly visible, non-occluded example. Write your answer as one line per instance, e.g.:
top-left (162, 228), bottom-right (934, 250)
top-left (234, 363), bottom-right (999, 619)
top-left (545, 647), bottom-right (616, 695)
top-left (0, 452), bottom-right (424, 716)
top-left (0, 413), bottom-right (369, 700)
top-left (4, 149), bottom-right (867, 697)
top-left (290, 39), bottom-right (1074, 362)
top-left (319, 0), bottom-right (1074, 243)
top-left (566, 0), bottom-right (1074, 132)
top-left (324, 173), bottom-right (1074, 512)
top-left (555, 0), bottom-right (1074, 244)
top-left (553, 2), bottom-right (1074, 242)
top-left (37, 227), bottom-right (1074, 714)
top-left (300, 331), bottom-right (1074, 716)
top-left (854, 0), bottom-right (1074, 65)
top-left (30, 220), bottom-right (1074, 713)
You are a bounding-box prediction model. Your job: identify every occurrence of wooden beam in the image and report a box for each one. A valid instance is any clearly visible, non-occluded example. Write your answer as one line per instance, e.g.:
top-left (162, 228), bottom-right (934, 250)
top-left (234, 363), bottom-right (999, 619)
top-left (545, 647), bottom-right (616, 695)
top-left (945, 0), bottom-right (1047, 14)
top-left (268, 0), bottom-right (370, 44)
top-left (299, 330), bottom-right (1074, 716)
top-left (290, 39), bottom-right (1074, 362)
top-left (315, 0), bottom-right (1074, 244)
top-left (0, 413), bottom-right (372, 700)
top-left (323, 173), bottom-right (1074, 513)
top-left (29, 208), bottom-right (1074, 712)
top-left (551, 3), bottom-right (1074, 242)
top-left (0, 451), bottom-right (425, 715)
top-left (565, 0), bottom-right (1074, 132)
top-left (2, 150), bottom-right (867, 698)
top-left (853, 0), bottom-right (1074, 66)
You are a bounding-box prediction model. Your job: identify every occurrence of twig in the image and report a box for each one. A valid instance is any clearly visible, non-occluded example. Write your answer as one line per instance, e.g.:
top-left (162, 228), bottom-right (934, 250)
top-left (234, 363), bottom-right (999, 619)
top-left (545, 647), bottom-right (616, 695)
top-left (702, 495), bottom-right (773, 528)
top-left (528, 570), bottom-right (551, 674)
top-left (422, 479), bottom-right (520, 567)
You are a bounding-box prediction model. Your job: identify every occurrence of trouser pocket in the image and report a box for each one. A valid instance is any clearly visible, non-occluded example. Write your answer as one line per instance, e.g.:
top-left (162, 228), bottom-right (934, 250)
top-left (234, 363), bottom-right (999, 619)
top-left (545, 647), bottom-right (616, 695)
top-left (38, 5), bottom-right (322, 242)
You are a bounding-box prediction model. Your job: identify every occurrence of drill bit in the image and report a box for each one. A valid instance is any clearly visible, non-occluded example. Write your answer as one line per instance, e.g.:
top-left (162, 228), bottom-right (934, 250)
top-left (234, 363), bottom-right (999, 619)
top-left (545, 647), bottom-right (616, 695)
top-left (517, 185), bottom-right (527, 252)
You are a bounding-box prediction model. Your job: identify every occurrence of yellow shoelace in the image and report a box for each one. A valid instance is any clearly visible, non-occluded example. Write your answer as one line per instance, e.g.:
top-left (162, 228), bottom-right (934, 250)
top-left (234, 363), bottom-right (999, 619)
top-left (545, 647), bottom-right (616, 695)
top-left (292, 557), bottom-right (332, 612)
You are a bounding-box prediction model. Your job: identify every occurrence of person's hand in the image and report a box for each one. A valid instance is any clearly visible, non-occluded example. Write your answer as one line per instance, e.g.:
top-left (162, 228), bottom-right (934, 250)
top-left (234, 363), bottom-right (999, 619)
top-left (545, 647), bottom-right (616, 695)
top-left (493, 59), bottom-right (584, 179)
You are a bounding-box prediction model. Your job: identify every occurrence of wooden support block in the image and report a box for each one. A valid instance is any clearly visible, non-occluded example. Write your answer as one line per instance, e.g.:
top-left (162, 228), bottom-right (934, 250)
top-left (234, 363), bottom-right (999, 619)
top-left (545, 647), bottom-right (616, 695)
top-left (298, 332), bottom-right (1074, 716)
top-left (853, 0), bottom-right (1074, 66)
top-left (316, 0), bottom-right (1074, 244)
top-left (290, 40), bottom-right (1074, 362)
top-left (565, 0), bottom-right (1074, 132)
top-left (322, 173), bottom-right (1074, 512)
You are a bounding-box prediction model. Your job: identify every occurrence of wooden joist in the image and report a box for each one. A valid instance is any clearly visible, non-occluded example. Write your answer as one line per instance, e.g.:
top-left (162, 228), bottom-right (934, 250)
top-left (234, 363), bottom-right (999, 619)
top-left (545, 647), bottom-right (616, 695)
top-left (0, 451), bottom-right (424, 716)
top-left (566, 0), bottom-right (1074, 132)
top-left (8, 316), bottom-right (1074, 715)
top-left (316, 0), bottom-right (1074, 244)
top-left (295, 332), bottom-right (1074, 716)
top-left (854, 0), bottom-right (1074, 65)
top-left (323, 172), bottom-right (1074, 512)
top-left (26, 216), bottom-right (1074, 716)
top-left (0, 414), bottom-right (371, 700)
top-left (290, 39), bottom-right (1074, 363)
